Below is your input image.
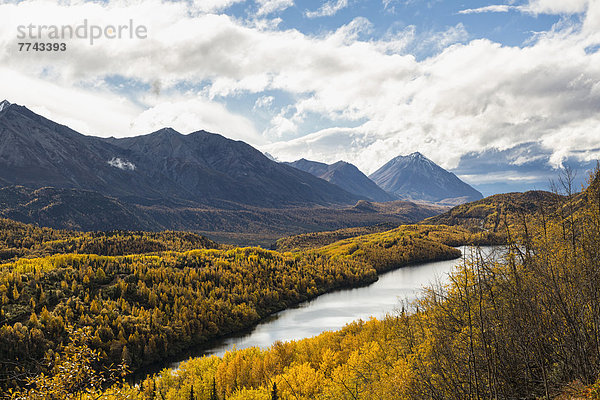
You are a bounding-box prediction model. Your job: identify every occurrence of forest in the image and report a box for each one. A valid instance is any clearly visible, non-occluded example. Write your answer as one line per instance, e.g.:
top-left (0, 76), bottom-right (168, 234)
top-left (93, 166), bottom-right (597, 400)
top-left (4, 168), bottom-right (600, 399)
top-left (0, 218), bottom-right (219, 262)
top-left (0, 214), bottom-right (481, 398)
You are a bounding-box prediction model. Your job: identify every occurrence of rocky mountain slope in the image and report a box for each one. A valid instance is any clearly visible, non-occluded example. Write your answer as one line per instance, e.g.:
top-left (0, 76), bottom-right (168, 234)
top-left (0, 101), bottom-right (360, 208)
top-left (287, 159), bottom-right (395, 202)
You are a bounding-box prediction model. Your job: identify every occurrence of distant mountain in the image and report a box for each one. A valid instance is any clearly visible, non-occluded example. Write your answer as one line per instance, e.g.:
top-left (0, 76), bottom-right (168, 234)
top-left (287, 159), bottom-right (396, 202)
top-left (0, 100), bottom-right (359, 208)
top-left (369, 152), bottom-right (483, 205)
top-left (102, 128), bottom-right (362, 207)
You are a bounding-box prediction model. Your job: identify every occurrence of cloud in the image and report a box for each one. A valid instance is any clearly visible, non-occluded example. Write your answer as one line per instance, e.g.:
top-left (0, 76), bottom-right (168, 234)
top-left (305, 0), bottom-right (349, 18)
top-left (416, 23), bottom-right (468, 53)
top-left (108, 157), bottom-right (136, 171)
top-left (459, 5), bottom-right (514, 14)
top-left (191, 0), bottom-right (248, 13)
top-left (256, 0), bottom-right (294, 16)
top-left (265, 19), bottom-right (600, 174)
top-left (0, 0), bottom-right (599, 180)
top-left (0, 66), bottom-right (142, 137)
top-left (524, 0), bottom-right (589, 15)
top-left (460, 171), bottom-right (546, 184)
top-left (253, 95), bottom-right (275, 110)
top-left (263, 126), bottom-right (378, 164)
top-left (459, 0), bottom-right (590, 15)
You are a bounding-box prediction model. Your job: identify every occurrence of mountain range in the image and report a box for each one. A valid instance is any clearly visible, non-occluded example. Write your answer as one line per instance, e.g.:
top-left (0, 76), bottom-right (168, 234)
top-left (0, 100), bottom-right (447, 243)
top-left (286, 154), bottom-right (483, 206)
top-left (0, 101), bottom-right (361, 208)
top-left (369, 152), bottom-right (483, 205)
top-left (285, 159), bottom-right (395, 202)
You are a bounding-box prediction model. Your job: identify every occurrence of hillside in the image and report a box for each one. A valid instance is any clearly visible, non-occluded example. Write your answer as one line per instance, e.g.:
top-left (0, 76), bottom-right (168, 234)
top-left (275, 223), bottom-right (398, 252)
top-left (422, 190), bottom-right (563, 234)
top-left (0, 216), bottom-right (218, 263)
top-left (314, 224), bottom-right (498, 273)
top-left (0, 186), bottom-right (161, 232)
top-left (370, 152), bottom-right (483, 205)
top-left (0, 186), bottom-right (443, 246)
top-left (0, 101), bottom-right (359, 208)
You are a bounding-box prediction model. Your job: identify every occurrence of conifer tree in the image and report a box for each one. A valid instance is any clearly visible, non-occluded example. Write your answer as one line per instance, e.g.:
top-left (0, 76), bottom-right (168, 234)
top-left (210, 378), bottom-right (218, 400)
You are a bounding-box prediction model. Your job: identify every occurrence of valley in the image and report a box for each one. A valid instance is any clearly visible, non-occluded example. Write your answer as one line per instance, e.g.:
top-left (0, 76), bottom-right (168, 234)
top-left (3, 0), bottom-right (599, 398)
top-left (1, 100), bottom-right (599, 400)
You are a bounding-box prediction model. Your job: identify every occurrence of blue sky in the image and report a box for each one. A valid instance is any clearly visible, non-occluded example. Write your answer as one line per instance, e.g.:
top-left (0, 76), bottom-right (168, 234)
top-left (231, 0), bottom-right (562, 51)
top-left (0, 0), bottom-right (599, 196)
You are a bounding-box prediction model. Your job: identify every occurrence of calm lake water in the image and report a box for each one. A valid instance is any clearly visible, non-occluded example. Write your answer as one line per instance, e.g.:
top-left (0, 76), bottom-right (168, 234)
top-left (162, 245), bottom-right (497, 369)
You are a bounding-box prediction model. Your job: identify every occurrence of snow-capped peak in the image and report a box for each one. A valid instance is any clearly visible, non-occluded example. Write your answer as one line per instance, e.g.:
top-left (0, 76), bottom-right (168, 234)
top-left (0, 100), bottom-right (11, 112)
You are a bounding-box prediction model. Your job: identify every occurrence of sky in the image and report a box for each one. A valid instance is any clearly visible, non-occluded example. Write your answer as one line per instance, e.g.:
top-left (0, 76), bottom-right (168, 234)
top-left (1, 0), bottom-right (599, 196)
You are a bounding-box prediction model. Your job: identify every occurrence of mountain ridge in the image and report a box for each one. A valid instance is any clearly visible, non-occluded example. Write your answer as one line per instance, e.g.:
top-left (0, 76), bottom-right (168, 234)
top-left (0, 101), bottom-right (361, 208)
top-left (286, 158), bottom-right (396, 202)
top-left (0, 101), bottom-right (445, 243)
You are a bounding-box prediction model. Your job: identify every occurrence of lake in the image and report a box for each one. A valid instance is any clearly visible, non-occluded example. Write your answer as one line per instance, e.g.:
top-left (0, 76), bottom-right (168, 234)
top-left (166, 245), bottom-right (495, 366)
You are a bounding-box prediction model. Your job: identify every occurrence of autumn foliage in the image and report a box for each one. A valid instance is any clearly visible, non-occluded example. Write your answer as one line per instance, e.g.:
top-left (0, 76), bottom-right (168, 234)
top-left (4, 167), bottom-right (600, 399)
top-left (108, 166), bottom-right (600, 399)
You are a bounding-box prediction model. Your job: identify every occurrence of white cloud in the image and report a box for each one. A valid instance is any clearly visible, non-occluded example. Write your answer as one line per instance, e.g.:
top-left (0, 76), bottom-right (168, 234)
top-left (523, 0), bottom-right (589, 15)
top-left (459, 5), bottom-right (514, 14)
top-left (417, 23), bottom-right (468, 52)
top-left (459, 0), bottom-right (590, 16)
top-left (256, 0), bottom-right (294, 16)
top-left (108, 157), bottom-right (136, 170)
top-left (129, 98), bottom-right (262, 144)
top-left (305, 0), bottom-right (348, 18)
top-left (263, 126), bottom-right (377, 164)
top-left (459, 172), bottom-right (547, 184)
top-left (191, 0), bottom-right (247, 13)
top-left (253, 95), bottom-right (275, 110)
top-left (0, 66), bottom-right (142, 137)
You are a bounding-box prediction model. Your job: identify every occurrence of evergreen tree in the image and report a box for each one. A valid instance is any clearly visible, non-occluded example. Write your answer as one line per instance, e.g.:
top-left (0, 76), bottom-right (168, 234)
top-left (210, 378), bottom-right (218, 400)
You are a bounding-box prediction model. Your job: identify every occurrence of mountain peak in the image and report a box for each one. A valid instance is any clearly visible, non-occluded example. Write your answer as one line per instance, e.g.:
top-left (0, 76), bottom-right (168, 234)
top-left (400, 152), bottom-right (431, 163)
top-left (0, 100), bottom-right (11, 112)
top-left (370, 153), bottom-right (483, 205)
top-left (331, 160), bottom-right (351, 167)
top-left (152, 127), bottom-right (181, 136)
top-left (287, 158), bottom-right (396, 202)
top-left (408, 151), bottom-right (425, 159)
